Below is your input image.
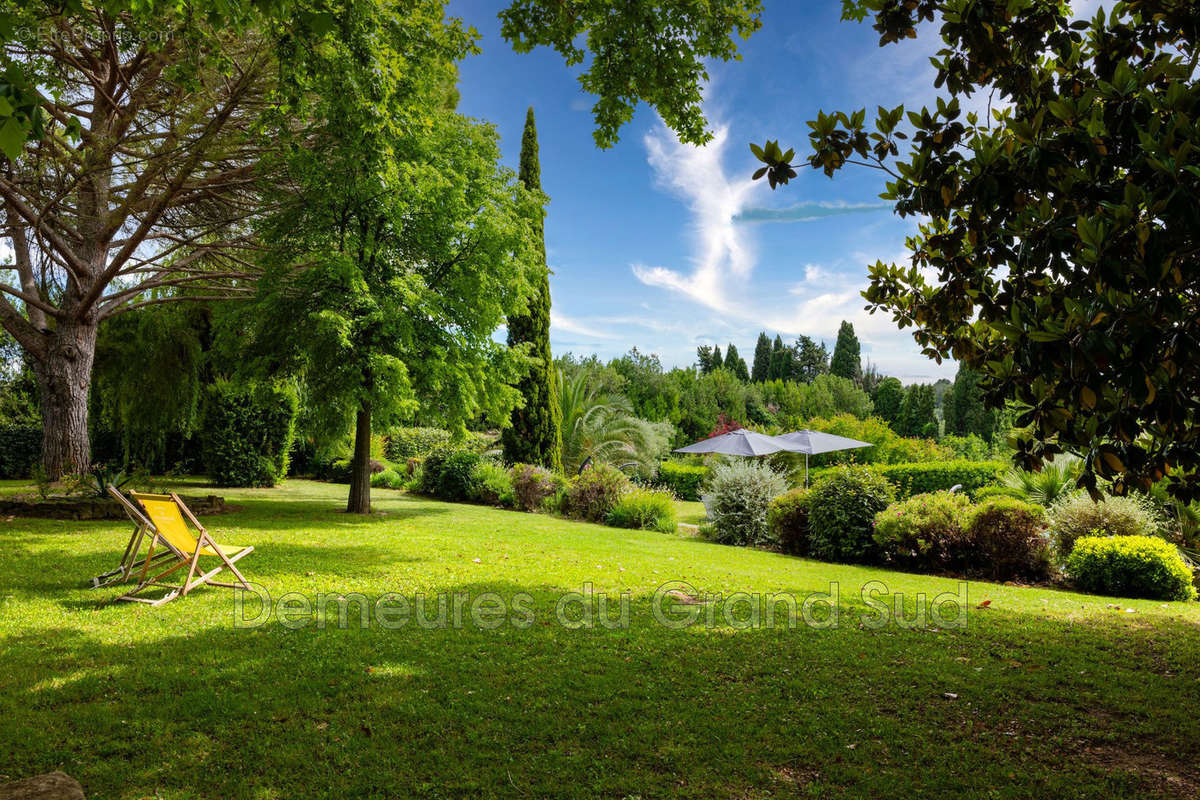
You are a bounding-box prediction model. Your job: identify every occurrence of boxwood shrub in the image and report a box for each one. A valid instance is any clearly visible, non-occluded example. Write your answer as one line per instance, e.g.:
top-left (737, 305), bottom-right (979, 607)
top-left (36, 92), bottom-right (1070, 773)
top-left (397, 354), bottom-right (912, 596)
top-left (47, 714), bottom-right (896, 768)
top-left (870, 460), bottom-right (1007, 499)
top-left (656, 461), bottom-right (708, 501)
top-left (768, 488), bottom-right (812, 555)
top-left (200, 380), bottom-right (298, 487)
top-left (808, 466), bottom-right (894, 563)
top-left (1066, 535), bottom-right (1196, 601)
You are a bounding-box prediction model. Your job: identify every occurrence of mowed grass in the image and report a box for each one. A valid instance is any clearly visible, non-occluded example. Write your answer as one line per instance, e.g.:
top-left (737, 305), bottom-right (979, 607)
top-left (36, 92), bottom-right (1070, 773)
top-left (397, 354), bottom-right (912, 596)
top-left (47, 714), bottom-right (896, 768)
top-left (2, 480), bottom-right (1199, 799)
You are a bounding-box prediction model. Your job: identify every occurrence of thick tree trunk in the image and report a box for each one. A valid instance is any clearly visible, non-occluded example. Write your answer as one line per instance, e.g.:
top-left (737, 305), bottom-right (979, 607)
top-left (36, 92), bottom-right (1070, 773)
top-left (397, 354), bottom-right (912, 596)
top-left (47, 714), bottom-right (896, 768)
top-left (32, 319), bottom-right (98, 479)
top-left (346, 402), bottom-right (372, 514)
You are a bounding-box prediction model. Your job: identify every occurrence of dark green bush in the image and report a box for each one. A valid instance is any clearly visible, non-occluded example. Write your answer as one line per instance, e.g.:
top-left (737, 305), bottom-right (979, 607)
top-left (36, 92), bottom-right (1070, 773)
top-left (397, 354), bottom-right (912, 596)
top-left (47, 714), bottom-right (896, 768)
top-left (768, 488), bottom-right (812, 555)
top-left (200, 381), bottom-right (298, 487)
top-left (808, 466), bottom-right (894, 563)
top-left (964, 497), bottom-right (1051, 581)
top-left (509, 463), bottom-right (564, 511)
top-left (607, 488), bottom-right (678, 533)
top-left (971, 485), bottom-right (1026, 502)
top-left (871, 460), bottom-right (1006, 499)
top-left (564, 464), bottom-right (631, 523)
top-left (656, 461), bottom-right (709, 501)
top-left (426, 450), bottom-right (482, 502)
top-left (872, 491), bottom-right (973, 570)
top-left (371, 468), bottom-right (406, 490)
top-left (1066, 535), bottom-right (1196, 601)
top-left (0, 426), bottom-right (41, 478)
top-left (384, 427), bottom-right (452, 460)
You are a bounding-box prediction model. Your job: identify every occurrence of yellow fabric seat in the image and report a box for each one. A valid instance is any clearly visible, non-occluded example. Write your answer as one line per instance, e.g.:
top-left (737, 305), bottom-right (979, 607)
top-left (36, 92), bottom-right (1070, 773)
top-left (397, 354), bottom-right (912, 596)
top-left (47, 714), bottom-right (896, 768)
top-left (104, 488), bottom-right (255, 606)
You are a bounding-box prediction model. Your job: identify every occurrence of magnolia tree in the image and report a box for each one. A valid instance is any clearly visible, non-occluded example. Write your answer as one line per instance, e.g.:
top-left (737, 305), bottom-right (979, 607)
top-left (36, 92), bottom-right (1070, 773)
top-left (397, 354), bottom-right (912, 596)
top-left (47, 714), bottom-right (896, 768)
top-left (753, 0), bottom-right (1200, 499)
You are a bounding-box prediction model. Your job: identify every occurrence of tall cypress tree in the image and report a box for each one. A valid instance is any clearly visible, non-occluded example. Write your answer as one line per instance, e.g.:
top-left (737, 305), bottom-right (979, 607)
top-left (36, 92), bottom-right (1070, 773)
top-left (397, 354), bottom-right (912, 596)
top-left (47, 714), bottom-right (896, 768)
top-left (725, 343), bottom-right (749, 381)
top-left (829, 320), bottom-right (862, 381)
top-left (751, 332), bottom-right (772, 382)
top-left (711, 345), bottom-right (723, 371)
top-left (768, 334), bottom-right (788, 380)
top-left (502, 108), bottom-right (562, 470)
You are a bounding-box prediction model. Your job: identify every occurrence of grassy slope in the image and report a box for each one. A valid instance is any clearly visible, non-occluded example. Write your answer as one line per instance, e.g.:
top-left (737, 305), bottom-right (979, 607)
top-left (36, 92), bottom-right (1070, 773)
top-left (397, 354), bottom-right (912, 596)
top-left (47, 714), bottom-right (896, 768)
top-left (1, 479), bottom-right (1198, 799)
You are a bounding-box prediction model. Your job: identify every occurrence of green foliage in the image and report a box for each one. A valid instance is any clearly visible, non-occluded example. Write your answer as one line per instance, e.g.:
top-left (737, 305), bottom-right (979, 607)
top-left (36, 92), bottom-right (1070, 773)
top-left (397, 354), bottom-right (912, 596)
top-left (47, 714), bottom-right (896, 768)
top-left (703, 460), bottom-right (788, 548)
top-left (420, 450), bottom-right (483, 502)
top-left (200, 381), bottom-right (298, 488)
top-left (941, 434), bottom-right (1003, 462)
top-left (808, 466), bottom-right (894, 563)
top-left (609, 349), bottom-right (681, 424)
top-left (606, 488), bottom-right (678, 533)
top-left (1002, 458), bottom-right (1081, 508)
top-left (829, 320), bottom-right (861, 381)
top-left (0, 426), bottom-right (41, 479)
top-left (724, 343), bottom-right (750, 381)
top-left (502, 107), bottom-right (563, 471)
top-left (897, 384), bottom-right (937, 438)
top-left (751, 332), bottom-right (772, 382)
top-left (871, 460), bottom-right (1006, 500)
top-left (563, 464), bottom-right (632, 523)
top-left (767, 488), bottom-right (811, 555)
top-left (872, 491), bottom-right (973, 571)
top-left (469, 460), bottom-right (515, 507)
top-left (792, 335), bottom-right (830, 383)
top-left (945, 365), bottom-right (997, 441)
top-left (799, 415), bottom-right (949, 467)
top-left (499, 0), bottom-right (763, 148)
top-left (871, 377), bottom-right (904, 427)
top-left (768, 335), bottom-right (788, 381)
top-left (971, 485), bottom-right (1026, 502)
top-left (965, 497), bottom-right (1052, 582)
top-left (558, 369), bottom-right (672, 473)
top-left (370, 468), bottom-right (406, 490)
top-left (1066, 536), bottom-right (1196, 602)
top-left (509, 463), bottom-right (565, 512)
top-left (1048, 493), bottom-right (1166, 559)
top-left (767, 0), bottom-right (1200, 500)
top-left (656, 461), bottom-right (709, 501)
top-left (384, 428), bottom-right (453, 460)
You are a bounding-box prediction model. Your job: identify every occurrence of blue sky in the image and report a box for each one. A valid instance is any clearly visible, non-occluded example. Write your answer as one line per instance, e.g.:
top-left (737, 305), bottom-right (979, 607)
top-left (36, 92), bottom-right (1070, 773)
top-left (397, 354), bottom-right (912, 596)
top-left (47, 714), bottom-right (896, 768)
top-left (446, 1), bottom-right (1103, 383)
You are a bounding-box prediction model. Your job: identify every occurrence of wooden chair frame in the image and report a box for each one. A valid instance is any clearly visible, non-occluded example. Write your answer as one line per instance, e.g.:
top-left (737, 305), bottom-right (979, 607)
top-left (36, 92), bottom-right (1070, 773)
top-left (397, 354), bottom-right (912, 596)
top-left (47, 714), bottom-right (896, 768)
top-left (91, 486), bottom-right (178, 587)
top-left (109, 489), bottom-right (254, 607)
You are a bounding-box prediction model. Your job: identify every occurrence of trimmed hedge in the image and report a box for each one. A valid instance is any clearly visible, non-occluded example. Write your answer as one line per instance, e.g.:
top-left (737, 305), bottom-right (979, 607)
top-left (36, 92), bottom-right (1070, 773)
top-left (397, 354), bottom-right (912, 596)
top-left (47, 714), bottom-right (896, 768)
top-left (871, 460), bottom-right (1006, 499)
top-left (808, 466), bottom-right (894, 563)
top-left (1066, 535), bottom-right (1196, 601)
top-left (656, 461), bottom-right (708, 501)
top-left (200, 381), bottom-right (298, 488)
top-left (384, 427), bottom-right (451, 460)
top-left (0, 426), bottom-right (41, 478)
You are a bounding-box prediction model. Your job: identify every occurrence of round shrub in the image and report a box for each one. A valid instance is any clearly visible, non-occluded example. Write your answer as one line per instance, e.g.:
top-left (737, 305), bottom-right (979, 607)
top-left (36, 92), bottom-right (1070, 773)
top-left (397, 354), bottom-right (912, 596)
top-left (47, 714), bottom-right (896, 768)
top-left (872, 491), bottom-right (972, 571)
top-left (1048, 492), bottom-right (1165, 559)
top-left (434, 451), bottom-right (482, 502)
top-left (1066, 535), bottom-right (1196, 601)
top-left (964, 496), bottom-right (1051, 581)
top-left (564, 464), bottom-right (631, 523)
top-left (607, 488), bottom-right (678, 533)
top-left (972, 485), bottom-right (1026, 502)
top-left (703, 460), bottom-right (788, 548)
top-left (470, 461), bottom-right (514, 507)
top-left (768, 488), bottom-right (812, 555)
top-left (370, 468), bottom-right (405, 490)
top-left (808, 466), bottom-right (894, 563)
top-left (509, 463), bottom-right (565, 512)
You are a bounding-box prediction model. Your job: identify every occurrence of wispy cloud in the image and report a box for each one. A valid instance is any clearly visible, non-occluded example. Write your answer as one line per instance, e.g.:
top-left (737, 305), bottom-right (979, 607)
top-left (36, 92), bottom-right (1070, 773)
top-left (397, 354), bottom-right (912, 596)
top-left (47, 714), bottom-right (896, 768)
top-left (735, 200), bottom-right (890, 224)
top-left (549, 310), bottom-right (616, 340)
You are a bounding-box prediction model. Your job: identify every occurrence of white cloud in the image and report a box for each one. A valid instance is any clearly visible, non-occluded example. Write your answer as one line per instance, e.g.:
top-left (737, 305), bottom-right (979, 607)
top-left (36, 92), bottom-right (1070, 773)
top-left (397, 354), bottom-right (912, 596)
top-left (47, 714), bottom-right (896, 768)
top-left (549, 310), bottom-right (616, 340)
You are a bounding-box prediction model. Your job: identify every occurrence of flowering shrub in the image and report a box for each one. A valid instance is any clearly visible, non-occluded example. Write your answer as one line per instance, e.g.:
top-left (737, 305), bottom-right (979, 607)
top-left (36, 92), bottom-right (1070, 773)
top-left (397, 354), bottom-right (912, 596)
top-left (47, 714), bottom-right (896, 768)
top-left (509, 463), bottom-right (565, 512)
top-left (563, 464), bottom-right (631, 523)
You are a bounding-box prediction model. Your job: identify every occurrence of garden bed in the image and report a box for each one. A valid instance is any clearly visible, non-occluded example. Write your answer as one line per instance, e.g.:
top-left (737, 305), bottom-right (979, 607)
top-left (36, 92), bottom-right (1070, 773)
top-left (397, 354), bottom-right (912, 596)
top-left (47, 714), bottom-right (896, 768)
top-left (0, 494), bottom-right (231, 520)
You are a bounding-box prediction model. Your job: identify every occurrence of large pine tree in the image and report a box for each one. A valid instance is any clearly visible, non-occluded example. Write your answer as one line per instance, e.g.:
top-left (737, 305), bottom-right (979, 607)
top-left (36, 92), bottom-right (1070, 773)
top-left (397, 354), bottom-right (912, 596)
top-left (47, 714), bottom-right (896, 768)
top-left (751, 332), bottom-right (772, 382)
top-left (829, 320), bottom-right (861, 382)
top-left (502, 108), bottom-right (562, 470)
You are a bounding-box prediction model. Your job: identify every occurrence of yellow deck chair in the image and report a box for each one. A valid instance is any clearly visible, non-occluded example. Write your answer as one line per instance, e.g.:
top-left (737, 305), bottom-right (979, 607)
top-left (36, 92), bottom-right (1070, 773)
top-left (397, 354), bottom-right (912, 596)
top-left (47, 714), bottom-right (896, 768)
top-left (92, 486), bottom-right (178, 587)
top-left (111, 489), bottom-right (254, 606)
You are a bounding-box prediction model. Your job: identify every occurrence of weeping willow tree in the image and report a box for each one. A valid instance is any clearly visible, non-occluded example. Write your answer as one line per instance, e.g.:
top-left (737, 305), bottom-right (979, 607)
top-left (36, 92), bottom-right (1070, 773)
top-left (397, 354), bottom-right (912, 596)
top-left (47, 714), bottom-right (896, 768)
top-left (557, 369), bottom-right (672, 475)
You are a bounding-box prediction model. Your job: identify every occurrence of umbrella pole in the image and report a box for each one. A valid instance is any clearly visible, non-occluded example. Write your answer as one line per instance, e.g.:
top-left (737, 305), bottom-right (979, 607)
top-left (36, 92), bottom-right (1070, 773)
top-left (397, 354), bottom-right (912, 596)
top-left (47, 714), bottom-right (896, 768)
top-left (805, 453), bottom-right (809, 488)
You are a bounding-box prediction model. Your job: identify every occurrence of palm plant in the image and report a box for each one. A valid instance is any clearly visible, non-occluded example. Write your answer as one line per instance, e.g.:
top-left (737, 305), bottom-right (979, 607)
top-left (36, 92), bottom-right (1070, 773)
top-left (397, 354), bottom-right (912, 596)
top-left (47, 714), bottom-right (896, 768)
top-left (557, 370), bottom-right (672, 475)
top-left (1002, 455), bottom-right (1081, 507)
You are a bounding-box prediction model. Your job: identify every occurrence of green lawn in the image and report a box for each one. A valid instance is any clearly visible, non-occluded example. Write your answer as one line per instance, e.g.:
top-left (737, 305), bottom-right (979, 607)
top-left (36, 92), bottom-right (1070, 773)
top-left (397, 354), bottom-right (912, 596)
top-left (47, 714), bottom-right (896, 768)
top-left (2, 480), bottom-right (1199, 799)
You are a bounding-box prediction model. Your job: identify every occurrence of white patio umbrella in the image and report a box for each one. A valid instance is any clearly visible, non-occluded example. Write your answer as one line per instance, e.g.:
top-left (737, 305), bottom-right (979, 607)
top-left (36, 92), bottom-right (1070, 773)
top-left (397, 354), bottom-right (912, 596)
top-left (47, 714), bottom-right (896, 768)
top-left (672, 429), bottom-right (786, 457)
top-left (773, 430), bottom-right (873, 486)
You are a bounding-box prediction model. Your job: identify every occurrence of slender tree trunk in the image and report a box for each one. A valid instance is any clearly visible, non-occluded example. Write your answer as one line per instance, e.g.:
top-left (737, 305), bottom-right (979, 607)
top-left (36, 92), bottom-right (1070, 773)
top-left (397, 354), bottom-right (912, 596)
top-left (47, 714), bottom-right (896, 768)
top-left (347, 402), bottom-right (372, 514)
top-left (32, 318), bottom-right (98, 479)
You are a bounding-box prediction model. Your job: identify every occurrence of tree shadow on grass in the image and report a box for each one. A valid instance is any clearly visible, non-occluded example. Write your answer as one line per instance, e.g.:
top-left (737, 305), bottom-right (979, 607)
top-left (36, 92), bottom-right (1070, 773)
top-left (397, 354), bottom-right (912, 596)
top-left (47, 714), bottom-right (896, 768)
top-left (3, 581), bottom-right (1199, 800)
